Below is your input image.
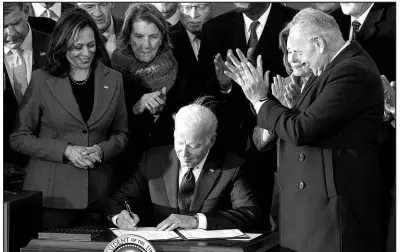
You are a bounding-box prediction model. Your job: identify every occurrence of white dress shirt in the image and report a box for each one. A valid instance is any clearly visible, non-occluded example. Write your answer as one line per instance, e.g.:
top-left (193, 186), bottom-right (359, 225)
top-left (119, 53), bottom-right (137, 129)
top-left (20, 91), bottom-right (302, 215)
top-left (31, 3), bottom-right (61, 21)
top-left (167, 9), bottom-right (180, 26)
top-left (4, 25), bottom-right (33, 94)
top-left (348, 3), bottom-right (374, 41)
top-left (185, 30), bottom-right (201, 60)
top-left (112, 151), bottom-right (211, 229)
top-left (102, 17), bottom-right (117, 58)
top-left (242, 4), bottom-right (272, 43)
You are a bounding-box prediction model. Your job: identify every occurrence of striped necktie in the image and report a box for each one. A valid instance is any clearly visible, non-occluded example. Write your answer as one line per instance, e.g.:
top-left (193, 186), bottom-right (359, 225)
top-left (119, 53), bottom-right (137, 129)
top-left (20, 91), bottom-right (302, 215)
top-left (247, 21), bottom-right (260, 51)
top-left (12, 49), bottom-right (28, 105)
top-left (178, 167), bottom-right (196, 215)
top-left (352, 20), bottom-right (361, 41)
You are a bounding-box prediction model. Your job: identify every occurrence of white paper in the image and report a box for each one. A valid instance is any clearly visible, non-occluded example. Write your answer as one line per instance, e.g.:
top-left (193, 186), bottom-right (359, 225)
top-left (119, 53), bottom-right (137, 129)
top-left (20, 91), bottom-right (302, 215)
top-left (110, 228), bottom-right (181, 241)
top-left (228, 233), bottom-right (262, 241)
top-left (178, 229), bottom-right (248, 240)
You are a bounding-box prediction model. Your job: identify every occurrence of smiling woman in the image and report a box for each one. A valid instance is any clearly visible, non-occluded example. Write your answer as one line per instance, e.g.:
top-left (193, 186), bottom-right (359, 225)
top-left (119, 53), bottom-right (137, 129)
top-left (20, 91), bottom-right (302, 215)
top-left (9, 8), bottom-right (129, 230)
top-left (111, 3), bottom-right (195, 174)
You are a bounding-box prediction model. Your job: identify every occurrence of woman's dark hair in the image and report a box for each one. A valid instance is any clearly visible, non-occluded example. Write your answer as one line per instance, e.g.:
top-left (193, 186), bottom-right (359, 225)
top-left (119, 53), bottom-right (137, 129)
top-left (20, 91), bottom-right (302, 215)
top-left (278, 25), bottom-right (292, 75)
top-left (117, 3), bottom-right (173, 53)
top-left (45, 8), bottom-right (108, 77)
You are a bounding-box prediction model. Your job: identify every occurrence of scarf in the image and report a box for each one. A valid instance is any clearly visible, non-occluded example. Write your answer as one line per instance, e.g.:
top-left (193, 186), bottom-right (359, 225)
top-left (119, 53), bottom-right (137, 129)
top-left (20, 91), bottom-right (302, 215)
top-left (113, 47), bottom-right (178, 94)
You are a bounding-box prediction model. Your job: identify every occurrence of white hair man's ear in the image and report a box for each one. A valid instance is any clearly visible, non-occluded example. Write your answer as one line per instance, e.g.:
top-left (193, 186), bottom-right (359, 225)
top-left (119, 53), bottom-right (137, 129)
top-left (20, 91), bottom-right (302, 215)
top-left (313, 36), bottom-right (325, 53)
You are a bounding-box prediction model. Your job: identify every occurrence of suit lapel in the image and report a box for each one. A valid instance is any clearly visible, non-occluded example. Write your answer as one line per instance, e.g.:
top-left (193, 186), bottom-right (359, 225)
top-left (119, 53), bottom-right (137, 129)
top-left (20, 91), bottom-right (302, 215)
top-left (175, 22), bottom-right (198, 64)
top-left (294, 75), bottom-right (317, 109)
top-left (46, 75), bottom-right (85, 124)
top-left (31, 29), bottom-right (49, 71)
top-left (190, 150), bottom-right (222, 213)
top-left (226, 12), bottom-right (246, 55)
top-left (87, 63), bottom-right (115, 127)
top-left (358, 5), bottom-right (384, 42)
top-left (164, 149), bottom-right (180, 209)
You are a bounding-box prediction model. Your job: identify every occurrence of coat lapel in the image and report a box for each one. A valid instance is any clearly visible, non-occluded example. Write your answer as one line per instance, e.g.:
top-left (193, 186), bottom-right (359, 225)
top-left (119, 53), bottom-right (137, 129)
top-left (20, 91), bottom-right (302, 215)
top-left (190, 150), bottom-right (222, 213)
top-left (87, 63), bottom-right (115, 127)
top-left (226, 11), bottom-right (247, 55)
top-left (357, 5), bottom-right (383, 43)
top-left (46, 75), bottom-right (85, 124)
top-left (164, 149), bottom-right (180, 209)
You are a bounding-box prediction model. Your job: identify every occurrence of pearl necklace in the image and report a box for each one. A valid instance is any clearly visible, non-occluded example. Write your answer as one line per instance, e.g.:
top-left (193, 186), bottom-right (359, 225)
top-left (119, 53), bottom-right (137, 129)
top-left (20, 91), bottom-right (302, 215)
top-left (70, 67), bottom-right (92, 86)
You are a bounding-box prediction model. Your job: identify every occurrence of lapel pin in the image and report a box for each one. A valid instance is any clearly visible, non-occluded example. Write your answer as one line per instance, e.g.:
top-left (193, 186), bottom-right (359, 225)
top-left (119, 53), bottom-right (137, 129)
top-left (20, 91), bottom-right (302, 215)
top-left (210, 169), bottom-right (214, 172)
top-left (40, 52), bottom-right (46, 56)
top-left (104, 86), bottom-right (108, 89)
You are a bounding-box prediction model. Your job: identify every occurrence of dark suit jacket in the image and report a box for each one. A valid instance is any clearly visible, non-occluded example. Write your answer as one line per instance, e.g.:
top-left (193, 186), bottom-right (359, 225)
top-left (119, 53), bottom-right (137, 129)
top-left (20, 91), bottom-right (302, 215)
top-left (258, 41), bottom-right (383, 252)
top-left (106, 145), bottom-right (261, 231)
top-left (170, 21), bottom-right (205, 102)
top-left (4, 29), bottom-right (50, 167)
top-left (198, 3), bottom-right (297, 156)
top-left (9, 62), bottom-right (129, 209)
top-left (113, 16), bottom-right (124, 35)
top-left (331, 3), bottom-right (396, 81)
top-left (27, 2), bottom-right (76, 18)
top-left (27, 16), bottom-right (56, 34)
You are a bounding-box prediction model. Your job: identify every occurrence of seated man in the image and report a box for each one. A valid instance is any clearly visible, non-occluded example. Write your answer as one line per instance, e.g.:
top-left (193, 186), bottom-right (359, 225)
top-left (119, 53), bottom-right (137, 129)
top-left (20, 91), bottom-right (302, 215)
top-left (106, 99), bottom-right (261, 231)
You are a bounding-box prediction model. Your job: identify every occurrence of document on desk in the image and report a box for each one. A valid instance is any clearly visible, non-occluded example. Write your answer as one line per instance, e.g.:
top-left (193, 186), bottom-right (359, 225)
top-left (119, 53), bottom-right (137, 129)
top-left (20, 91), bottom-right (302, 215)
top-left (110, 227), bottom-right (182, 241)
top-left (176, 229), bottom-right (249, 240)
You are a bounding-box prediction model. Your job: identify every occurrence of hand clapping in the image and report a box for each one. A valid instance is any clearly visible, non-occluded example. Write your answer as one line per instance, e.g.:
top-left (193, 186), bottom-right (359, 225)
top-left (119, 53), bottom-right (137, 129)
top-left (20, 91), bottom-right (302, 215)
top-left (65, 144), bottom-right (103, 169)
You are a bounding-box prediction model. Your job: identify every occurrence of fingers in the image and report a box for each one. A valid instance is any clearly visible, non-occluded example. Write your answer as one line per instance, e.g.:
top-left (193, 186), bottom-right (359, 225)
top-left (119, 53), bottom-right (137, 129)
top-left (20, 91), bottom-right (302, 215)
top-left (156, 217), bottom-right (178, 231)
top-left (263, 70), bottom-right (270, 90)
top-left (227, 49), bottom-right (241, 68)
top-left (271, 77), bottom-right (277, 97)
top-left (256, 55), bottom-right (263, 77)
top-left (246, 47), bottom-right (254, 60)
top-left (236, 48), bottom-right (249, 64)
top-left (284, 93), bottom-right (293, 109)
top-left (391, 81), bottom-right (396, 89)
top-left (118, 210), bottom-right (139, 230)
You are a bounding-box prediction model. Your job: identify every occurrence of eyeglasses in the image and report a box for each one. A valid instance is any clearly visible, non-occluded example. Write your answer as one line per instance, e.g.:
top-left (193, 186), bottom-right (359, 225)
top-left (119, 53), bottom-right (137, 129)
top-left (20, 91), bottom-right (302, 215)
top-left (180, 4), bottom-right (210, 13)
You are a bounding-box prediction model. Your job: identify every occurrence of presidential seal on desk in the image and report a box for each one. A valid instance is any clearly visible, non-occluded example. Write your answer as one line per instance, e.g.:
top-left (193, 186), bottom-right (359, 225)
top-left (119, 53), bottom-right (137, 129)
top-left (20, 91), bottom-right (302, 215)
top-left (104, 234), bottom-right (156, 252)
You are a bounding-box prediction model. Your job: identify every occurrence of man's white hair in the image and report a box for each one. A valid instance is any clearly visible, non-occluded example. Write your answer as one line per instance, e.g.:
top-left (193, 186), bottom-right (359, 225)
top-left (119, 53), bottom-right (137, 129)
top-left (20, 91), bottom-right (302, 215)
top-left (174, 97), bottom-right (217, 141)
top-left (287, 7), bottom-right (342, 42)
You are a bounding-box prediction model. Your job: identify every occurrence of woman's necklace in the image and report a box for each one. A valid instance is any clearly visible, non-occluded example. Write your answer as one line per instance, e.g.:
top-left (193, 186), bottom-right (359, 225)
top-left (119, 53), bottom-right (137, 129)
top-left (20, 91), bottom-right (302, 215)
top-left (70, 67), bottom-right (92, 86)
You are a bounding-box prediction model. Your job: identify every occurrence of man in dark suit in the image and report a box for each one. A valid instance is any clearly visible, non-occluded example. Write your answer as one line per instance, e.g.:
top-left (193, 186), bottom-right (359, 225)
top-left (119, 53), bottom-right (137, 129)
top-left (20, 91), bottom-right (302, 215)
top-left (28, 2), bottom-right (76, 21)
top-left (3, 2), bottom-right (50, 190)
top-left (226, 8), bottom-right (383, 252)
top-left (106, 102), bottom-right (260, 231)
top-left (170, 3), bottom-right (214, 102)
top-left (331, 4), bottom-right (396, 250)
top-left (197, 2), bottom-right (296, 228)
top-left (151, 3), bottom-right (180, 26)
top-left (77, 3), bottom-right (123, 59)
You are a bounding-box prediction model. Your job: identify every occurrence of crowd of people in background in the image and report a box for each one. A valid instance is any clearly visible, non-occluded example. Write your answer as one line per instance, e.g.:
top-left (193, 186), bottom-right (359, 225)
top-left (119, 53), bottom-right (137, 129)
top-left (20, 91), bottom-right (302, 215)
top-left (3, 2), bottom-right (395, 252)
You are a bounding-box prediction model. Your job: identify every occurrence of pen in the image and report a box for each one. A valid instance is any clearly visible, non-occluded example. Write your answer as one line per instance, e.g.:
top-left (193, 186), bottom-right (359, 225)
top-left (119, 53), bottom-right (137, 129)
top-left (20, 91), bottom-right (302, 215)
top-left (124, 201), bottom-right (137, 230)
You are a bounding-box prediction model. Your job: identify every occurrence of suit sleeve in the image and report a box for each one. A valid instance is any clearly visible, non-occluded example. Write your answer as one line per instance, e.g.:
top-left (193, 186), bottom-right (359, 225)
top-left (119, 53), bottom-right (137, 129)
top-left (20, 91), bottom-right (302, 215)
top-left (204, 163), bottom-right (262, 231)
top-left (257, 62), bottom-right (383, 146)
top-left (97, 73), bottom-right (130, 162)
top-left (9, 71), bottom-right (69, 163)
top-left (106, 152), bottom-right (149, 217)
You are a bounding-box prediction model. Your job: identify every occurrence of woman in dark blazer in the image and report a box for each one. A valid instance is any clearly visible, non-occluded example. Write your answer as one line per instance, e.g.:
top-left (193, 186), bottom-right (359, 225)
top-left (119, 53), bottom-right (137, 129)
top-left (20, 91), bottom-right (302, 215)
top-left (111, 4), bottom-right (193, 180)
top-left (10, 9), bottom-right (129, 230)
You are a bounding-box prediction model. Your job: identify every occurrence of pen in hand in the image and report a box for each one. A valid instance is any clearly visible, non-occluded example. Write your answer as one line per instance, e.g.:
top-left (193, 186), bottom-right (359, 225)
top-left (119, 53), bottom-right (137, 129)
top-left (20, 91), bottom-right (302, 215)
top-left (124, 201), bottom-right (137, 230)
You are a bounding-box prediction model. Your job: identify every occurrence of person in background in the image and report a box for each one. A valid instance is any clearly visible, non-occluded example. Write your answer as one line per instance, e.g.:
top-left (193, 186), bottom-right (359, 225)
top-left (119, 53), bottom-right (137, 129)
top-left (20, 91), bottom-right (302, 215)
top-left (111, 3), bottom-right (193, 184)
top-left (225, 8), bottom-right (383, 252)
top-left (150, 3), bottom-right (179, 26)
top-left (198, 2), bottom-right (297, 229)
top-left (311, 3), bottom-right (340, 14)
top-left (77, 3), bottom-right (123, 59)
top-left (28, 2), bottom-right (75, 22)
top-left (331, 4), bottom-right (396, 250)
top-left (9, 8), bottom-right (129, 230)
top-left (3, 2), bottom-right (51, 191)
top-left (170, 3), bottom-right (214, 102)
top-left (106, 99), bottom-right (261, 231)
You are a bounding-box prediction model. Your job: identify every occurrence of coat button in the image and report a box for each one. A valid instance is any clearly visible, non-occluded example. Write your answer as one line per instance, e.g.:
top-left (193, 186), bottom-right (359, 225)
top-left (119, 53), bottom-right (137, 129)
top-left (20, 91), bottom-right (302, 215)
top-left (298, 154), bottom-right (305, 161)
top-left (82, 130), bottom-right (88, 134)
top-left (298, 182), bottom-right (306, 189)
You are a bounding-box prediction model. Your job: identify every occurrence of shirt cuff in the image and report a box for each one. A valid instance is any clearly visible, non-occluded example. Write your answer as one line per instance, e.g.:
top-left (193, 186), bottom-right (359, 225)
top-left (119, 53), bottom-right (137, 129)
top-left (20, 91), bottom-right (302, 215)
top-left (254, 100), bottom-right (267, 114)
top-left (197, 213), bottom-right (207, 229)
top-left (112, 215), bottom-right (119, 226)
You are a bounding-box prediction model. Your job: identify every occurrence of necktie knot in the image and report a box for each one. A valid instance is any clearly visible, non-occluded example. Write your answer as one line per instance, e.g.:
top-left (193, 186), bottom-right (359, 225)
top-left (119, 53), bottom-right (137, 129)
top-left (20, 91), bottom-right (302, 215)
top-left (249, 21), bottom-right (260, 33)
top-left (352, 20), bottom-right (361, 41)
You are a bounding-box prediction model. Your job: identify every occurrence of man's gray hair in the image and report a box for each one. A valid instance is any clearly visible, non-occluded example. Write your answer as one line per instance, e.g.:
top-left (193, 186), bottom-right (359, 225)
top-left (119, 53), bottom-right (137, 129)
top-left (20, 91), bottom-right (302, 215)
top-left (287, 7), bottom-right (342, 42)
top-left (173, 96), bottom-right (218, 140)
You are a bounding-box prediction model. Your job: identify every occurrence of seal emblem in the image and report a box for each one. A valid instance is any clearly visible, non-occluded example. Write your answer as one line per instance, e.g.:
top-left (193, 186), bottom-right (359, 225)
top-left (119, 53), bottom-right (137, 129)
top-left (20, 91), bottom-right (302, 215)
top-left (104, 234), bottom-right (156, 252)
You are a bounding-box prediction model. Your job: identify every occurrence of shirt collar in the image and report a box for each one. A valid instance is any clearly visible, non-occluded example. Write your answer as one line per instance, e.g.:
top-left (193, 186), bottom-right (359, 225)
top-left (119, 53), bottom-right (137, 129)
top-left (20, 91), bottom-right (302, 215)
top-left (102, 16), bottom-right (115, 40)
top-left (167, 9), bottom-right (180, 26)
top-left (4, 23), bottom-right (32, 55)
top-left (31, 3), bottom-right (61, 18)
top-left (350, 3), bottom-right (374, 27)
top-left (331, 40), bottom-right (350, 63)
top-left (242, 3), bottom-right (272, 33)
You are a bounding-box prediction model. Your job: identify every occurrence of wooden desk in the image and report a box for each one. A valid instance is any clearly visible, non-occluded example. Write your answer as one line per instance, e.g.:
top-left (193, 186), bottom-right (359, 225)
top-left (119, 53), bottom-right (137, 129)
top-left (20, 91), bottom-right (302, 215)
top-left (21, 230), bottom-right (280, 252)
